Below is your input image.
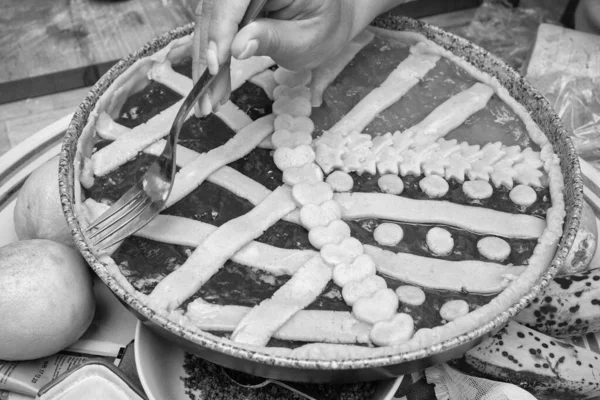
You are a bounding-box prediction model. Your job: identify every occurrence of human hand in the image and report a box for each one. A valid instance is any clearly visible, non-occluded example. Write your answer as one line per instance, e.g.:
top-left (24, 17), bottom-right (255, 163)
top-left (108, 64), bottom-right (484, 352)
top-left (192, 0), bottom-right (407, 112)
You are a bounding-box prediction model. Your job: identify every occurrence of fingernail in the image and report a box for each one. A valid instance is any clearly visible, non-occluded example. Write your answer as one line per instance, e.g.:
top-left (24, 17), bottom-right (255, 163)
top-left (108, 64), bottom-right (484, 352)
top-left (237, 39), bottom-right (259, 60)
top-left (201, 91), bottom-right (213, 116)
top-left (206, 41), bottom-right (219, 75)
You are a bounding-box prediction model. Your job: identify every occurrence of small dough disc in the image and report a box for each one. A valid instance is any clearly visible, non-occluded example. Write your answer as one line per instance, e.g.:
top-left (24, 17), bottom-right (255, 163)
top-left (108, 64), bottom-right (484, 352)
top-left (373, 223), bottom-right (404, 247)
top-left (462, 180), bottom-right (493, 200)
top-left (395, 285), bottom-right (426, 306)
top-left (419, 175), bottom-right (449, 198)
top-left (509, 184), bottom-right (537, 207)
top-left (440, 299), bottom-right (469, 322)
top-left (326, 170), bottom-right (354, 192)
top-left (426, 227), bottom-right (454, 256)
top-left (370, 313), bottom-right (414, 346)
top-left (378, 174), bottom-right (404, 195)
top-left (477, 236), bottom-right (511, 262)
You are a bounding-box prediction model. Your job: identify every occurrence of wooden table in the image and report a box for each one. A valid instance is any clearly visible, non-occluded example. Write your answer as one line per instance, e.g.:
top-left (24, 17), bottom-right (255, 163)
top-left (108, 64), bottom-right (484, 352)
top-left (0, 0), bottom-right (195, 103)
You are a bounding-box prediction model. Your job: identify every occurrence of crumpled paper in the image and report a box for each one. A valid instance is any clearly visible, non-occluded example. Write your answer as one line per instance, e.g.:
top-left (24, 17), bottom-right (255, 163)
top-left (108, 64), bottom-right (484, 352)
top-left (426, 364), bottom-right (537, 400)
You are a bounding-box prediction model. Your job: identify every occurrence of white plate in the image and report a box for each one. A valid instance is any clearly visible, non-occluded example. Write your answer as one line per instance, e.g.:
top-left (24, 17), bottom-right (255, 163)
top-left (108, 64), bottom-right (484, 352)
top-left (0, 114), bottom-right (137, 358)
top-left (134, 322), bottom-right (403, 400)
top-left (134, 323), bottom-right (189, 400)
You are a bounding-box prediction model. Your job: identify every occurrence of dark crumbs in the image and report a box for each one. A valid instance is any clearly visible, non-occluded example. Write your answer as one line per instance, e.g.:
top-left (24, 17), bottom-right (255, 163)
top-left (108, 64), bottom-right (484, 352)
top-left (181, 353), bottom-right (378, 400)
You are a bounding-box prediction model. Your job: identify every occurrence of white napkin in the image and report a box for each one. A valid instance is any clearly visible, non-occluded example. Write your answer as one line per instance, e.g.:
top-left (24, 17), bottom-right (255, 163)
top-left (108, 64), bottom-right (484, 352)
top-left (426, 364), bottom-right (537, 400)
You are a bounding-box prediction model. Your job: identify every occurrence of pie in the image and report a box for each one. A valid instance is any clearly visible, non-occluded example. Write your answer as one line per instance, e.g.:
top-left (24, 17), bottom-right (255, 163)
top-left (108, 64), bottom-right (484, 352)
top-left (73, 25), bottom-right (565, 360)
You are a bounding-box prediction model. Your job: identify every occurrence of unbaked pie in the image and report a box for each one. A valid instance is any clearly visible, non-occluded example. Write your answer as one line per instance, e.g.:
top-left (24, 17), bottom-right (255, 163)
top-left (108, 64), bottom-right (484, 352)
top-left (74, 26), bottom-right (565, 359)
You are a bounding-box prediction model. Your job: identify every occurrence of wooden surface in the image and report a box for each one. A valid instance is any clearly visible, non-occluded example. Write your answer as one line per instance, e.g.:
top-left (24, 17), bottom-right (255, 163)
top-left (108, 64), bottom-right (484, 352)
top-left (0, 0), bottom-right (195, 103)
top-left (0, 87), bottom-right (90, 156)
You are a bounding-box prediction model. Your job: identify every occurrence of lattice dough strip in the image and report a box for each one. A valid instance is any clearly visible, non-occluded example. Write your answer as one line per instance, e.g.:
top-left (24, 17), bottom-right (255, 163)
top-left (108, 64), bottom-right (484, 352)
top-left (84, 197), bottom-right (529, 297)
top-left (92, 55), bottom-right (274, 176)
top-left (185, 301), bottom-right (371, 344)
top-left (231, 256), bottom-right (332, 346)
top-left (231, 56), bottom-right (276, 90)
top-left (248, 69), bottom-right (277, 99)
top-left (309, 29), bottom-right (375, 107)
top-left (405, 82), bottom-right (495, 146)
top-left (82, 198), bottom-right (313, 276)
top-left (365, 245), bottom-right (526, 294)
top-left (92, 98), bottom-right (185, 176)
top-left (100, 34), bottom-right (193, 119)
top-left (148, 60), bottom-right (192, 95)
top-left (166, 114), bottom-right (274, 208)
top-left (334, 192), bottom-right (545, 239)
top-left (328, 51), bottom-right (440, 136)
top-left (148, 185), bottom-right (297, 312)
top-left (149, 61), bottom-right (254, 132)
top-left (95, 115), bottom-right (301, 224)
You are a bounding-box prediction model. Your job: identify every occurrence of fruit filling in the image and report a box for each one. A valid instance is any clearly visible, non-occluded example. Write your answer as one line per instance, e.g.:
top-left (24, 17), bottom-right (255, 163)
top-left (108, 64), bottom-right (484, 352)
top-left (76, 27), bottom-right (565, 357)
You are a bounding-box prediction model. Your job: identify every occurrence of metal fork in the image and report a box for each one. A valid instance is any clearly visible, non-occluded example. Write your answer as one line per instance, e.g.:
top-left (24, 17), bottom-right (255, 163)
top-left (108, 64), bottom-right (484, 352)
top-left (87, 0), bottom-right (268, 251)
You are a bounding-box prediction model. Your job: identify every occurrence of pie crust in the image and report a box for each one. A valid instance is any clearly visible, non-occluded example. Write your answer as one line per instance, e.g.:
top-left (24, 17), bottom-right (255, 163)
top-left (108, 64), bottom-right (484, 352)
top-left (73, 26), bottom-right (565, 361)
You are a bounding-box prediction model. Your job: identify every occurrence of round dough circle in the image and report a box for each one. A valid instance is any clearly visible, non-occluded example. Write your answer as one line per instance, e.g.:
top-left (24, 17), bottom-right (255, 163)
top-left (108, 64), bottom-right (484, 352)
top-left (378, 174), bottom-right (404, 195)
top-left (373, 223), bottom-right (404, 246)
top-left (419, 175), bottom-right (449, 198)
top-left (395, 285), bottom-right (426, 306)
top-left (509, 184), bottom-right (537, 207)
top-left (440, 299), bottom-right (469, 321)
top-left (426, 227), bottom-right (454, 256)
top-left (462, 180), bottom-right (493, 200)
top-left (326, 171), bottom-right (354, 192)
top-left (477, 236), bottom-right (511, 262)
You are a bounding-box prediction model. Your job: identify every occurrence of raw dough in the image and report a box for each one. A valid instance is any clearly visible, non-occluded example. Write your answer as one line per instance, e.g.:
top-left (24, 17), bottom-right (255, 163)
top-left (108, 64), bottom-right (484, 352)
top-left (509, 184), bottom-right (537, 207)
top-left (373, 223), bottom-right (404, 246)
top-left (477, 236), bottom-right (511, 262)
top-left (463, 180), bottom-right (494, 200)
top-left (419, 175), bottom-right (449, 198)
top-left (426, 227), bottom-right (454, 256)
top-left (378, 174), bottom-right (404, 195)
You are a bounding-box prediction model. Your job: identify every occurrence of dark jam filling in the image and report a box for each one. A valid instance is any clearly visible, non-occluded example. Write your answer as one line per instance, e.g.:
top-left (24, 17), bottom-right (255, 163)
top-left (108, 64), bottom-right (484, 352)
top-left (350, 172), bottom-right (550, 219)
top-left (85, 35), bottom-right (552, 346)
top-left (115, 81), bottom-right (181, 128)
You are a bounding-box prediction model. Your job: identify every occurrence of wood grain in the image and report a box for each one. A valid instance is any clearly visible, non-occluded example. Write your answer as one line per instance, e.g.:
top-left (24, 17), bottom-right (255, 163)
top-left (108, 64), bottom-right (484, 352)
top-left (0, 86), bottom-right (90, 151)
top-left (0, 0), bottom-right (195, 103)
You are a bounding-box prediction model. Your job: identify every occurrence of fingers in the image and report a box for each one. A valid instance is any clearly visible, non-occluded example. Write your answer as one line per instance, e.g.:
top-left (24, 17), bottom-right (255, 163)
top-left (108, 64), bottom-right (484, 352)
top-left (205, 0), bottom-right (251, 74)
top-left (210, 63), bottom-right (232, 110)
top-left (192, 0), bottom-right (213, 81)
top-left (263, 0), bottom-right (294, 13)
top-left (231, 18), bottom-right (320, 70)
top-left (197, 63), bottom-right (232, 117)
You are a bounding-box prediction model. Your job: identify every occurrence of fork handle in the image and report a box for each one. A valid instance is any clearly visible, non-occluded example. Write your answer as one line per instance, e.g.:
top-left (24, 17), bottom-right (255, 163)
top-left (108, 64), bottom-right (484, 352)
top-left (157, 0), bottom-right (270, 191)
top-left (241, 0), bottom-right (269, 27)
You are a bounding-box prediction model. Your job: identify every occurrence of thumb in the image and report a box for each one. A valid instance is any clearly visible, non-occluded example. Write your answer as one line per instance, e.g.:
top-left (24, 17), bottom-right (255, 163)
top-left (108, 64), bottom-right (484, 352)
top-left (231, 18), bottom-right (319, 70)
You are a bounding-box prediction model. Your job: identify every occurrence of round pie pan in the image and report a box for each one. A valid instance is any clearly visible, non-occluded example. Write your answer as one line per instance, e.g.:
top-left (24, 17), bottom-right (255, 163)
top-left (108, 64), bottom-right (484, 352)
top-left (58, 16), bottom-right (583, 383)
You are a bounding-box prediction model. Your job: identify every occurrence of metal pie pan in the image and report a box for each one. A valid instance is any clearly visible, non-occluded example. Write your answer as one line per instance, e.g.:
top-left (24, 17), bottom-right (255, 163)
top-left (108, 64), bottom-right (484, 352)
top-left (58, 16), bottom-right (583, 383)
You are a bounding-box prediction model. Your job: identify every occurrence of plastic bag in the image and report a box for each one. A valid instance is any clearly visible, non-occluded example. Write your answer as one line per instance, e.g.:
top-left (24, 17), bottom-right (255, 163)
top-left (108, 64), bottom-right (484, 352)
top-left (426, 364), bottom-right (537, 400)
